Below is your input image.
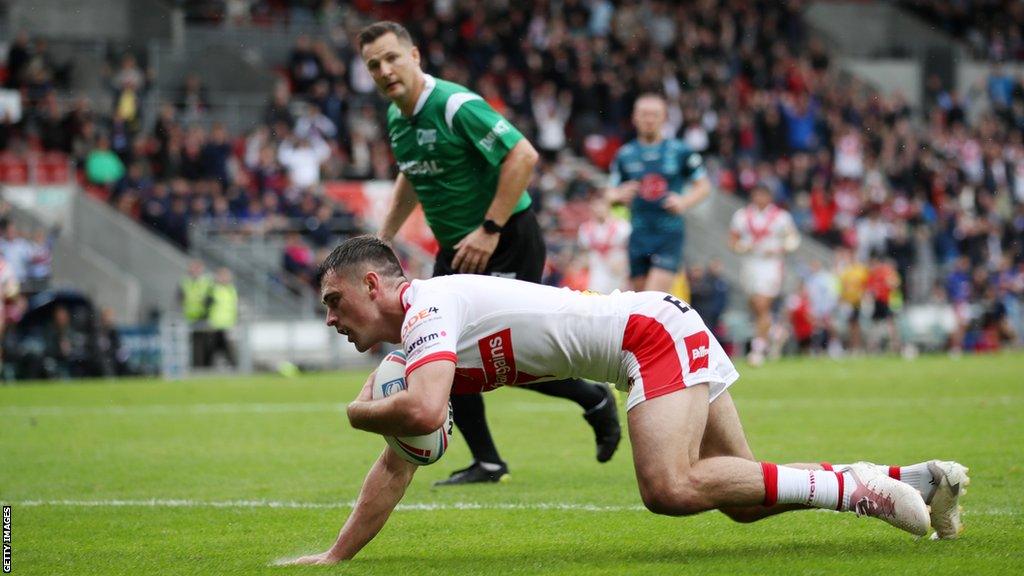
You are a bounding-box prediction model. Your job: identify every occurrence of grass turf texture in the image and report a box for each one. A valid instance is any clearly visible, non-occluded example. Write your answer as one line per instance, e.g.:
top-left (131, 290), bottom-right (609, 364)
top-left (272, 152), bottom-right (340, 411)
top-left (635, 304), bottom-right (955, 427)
top-left (2, 353), bottom-right (1022, 575)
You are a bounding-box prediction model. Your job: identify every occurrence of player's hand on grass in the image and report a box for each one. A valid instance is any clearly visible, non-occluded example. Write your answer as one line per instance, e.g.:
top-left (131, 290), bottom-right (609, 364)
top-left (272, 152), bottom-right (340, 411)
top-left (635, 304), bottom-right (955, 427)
top-left (279, 551), bottom-right (341, 565)
top-left (452, 227), bottom-right (500, 274)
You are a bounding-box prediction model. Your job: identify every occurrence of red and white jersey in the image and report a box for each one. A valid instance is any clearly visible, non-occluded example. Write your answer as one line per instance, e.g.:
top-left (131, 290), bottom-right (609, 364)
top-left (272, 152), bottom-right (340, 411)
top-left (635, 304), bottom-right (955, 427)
top-left (398, 275), bottom-right (738, 408)
top-left (729, 203), bottom-right (797, 261)
top-left (577, 216), bottom-right (631, 294)
top-left (959, 138), bottom-right (983, 183)
top-left (834, 132), bottom-right (864, 179)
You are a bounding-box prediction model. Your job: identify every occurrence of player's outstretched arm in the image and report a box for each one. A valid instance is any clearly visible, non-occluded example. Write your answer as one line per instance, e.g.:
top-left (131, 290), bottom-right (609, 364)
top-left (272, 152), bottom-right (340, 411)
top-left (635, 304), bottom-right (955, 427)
top-left (379, 173), bottom-right (419, 242)
top-left (283, 448), bottom-right (418, 565)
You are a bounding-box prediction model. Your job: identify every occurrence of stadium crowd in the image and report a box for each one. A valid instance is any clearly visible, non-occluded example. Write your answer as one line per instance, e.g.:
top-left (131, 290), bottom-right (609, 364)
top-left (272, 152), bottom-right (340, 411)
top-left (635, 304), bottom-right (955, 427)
top-left (899, 0), bottom-right (1024, 61)
top-left (2, 0), bottom-right (1023, 362)
top-left (0, 199), bottom-right (131, 380)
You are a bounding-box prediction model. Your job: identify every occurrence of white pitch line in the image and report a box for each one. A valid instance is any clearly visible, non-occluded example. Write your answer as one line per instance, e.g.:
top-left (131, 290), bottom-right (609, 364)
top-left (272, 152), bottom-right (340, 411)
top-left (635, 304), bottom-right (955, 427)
top-left (1, 395), bottom-right (1019, 418)
top-left (8, 499), bottom-right (645, 513)
top-left (0, 402), bottom-right (348, 417)
top-left (3, 499), bottom-right (1016, 516)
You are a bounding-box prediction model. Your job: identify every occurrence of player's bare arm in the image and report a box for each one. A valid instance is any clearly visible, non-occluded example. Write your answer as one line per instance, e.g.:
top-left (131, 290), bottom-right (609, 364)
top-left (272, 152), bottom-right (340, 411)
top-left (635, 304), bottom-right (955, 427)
top-left (782, 222), bottom-right (801, 253)
top-left (729, 229), bottom-right (749, 254)
top-left (452, 139), bottom-right (539, 274)
top-left (379, 173), bottom-right (420, 242)
top-left (347, 360), bottom-right (455, 436)
top-left (662, 177), bottom-right (711, 215)
top-left (605, 180), bottom-right (639, 205)
top-left (284, 448), bottom-right (418, 565)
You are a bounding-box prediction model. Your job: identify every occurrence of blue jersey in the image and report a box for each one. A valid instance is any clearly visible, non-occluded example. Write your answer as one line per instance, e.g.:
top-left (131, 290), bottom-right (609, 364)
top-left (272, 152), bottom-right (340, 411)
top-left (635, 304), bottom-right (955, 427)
top-left (609, 138), bottom-right (706, 234)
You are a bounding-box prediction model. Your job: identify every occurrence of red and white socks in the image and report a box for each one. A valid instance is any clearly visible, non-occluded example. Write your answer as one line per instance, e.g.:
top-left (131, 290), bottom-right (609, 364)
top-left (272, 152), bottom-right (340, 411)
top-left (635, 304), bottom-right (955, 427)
top-left (825, 461), bottom-right (934, 503)
top-left (760, 462), bottom-right (851, 511)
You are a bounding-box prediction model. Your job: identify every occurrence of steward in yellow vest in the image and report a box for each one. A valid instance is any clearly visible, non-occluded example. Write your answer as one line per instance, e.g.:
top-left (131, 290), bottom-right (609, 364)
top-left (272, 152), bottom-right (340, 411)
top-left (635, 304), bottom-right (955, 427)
top-left (179, 260), bottom-right (213, 323)
top-left (204, 267), bottom-right (238, 367)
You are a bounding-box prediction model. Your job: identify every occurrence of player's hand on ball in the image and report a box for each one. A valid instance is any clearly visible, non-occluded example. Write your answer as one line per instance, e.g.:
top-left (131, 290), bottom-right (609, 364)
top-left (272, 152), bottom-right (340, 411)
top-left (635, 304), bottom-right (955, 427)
top-left (356, 369), bottom-right (377, 402)
top-left (452, 227), bottom-right (500, 274)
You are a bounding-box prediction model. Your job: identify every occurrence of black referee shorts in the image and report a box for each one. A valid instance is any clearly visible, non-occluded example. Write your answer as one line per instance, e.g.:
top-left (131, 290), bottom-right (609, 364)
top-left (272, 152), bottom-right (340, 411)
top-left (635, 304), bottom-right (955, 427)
top-left (432, 209), bottom-right (546, 283)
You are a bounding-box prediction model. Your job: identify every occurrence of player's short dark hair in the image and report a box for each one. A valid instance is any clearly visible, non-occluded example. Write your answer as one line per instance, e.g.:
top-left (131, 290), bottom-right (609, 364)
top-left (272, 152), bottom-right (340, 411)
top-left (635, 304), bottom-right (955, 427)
top-left (634, 92), bottom-right (668, 106)
top-left (315, 235), bottom-right (406, 287)
top-left (357, 21), bottom-right (413, 50)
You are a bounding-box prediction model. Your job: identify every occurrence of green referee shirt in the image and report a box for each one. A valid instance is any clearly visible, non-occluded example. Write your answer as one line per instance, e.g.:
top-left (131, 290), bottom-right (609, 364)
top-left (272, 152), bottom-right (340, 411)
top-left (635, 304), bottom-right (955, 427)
top-left (386, 74), bottom-right (532, 249)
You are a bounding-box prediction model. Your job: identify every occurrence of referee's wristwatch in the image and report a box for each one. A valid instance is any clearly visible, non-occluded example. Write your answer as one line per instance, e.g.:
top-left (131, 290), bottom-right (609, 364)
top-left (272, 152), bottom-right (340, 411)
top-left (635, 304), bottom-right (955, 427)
top-left (482, 219), bottom-right (504, 234)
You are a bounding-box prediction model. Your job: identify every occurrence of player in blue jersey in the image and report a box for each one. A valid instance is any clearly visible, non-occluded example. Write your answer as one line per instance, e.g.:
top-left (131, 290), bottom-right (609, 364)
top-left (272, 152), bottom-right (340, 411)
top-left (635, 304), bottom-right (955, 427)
top-left (606, 94), bottom-right (711, 292)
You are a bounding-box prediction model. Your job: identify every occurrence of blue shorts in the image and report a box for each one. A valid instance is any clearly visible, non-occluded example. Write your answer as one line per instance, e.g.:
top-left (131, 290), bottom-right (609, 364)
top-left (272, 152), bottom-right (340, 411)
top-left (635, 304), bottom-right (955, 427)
top-left (628, 231), bottom-right (684, 278)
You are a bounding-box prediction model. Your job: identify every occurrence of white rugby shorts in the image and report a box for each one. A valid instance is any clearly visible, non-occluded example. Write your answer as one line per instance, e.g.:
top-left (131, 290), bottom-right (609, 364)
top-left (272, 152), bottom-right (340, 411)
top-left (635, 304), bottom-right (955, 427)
top-left (741, 257), bottom-right (784, 298)
top-left (617, 294), bottom-right (739, 411)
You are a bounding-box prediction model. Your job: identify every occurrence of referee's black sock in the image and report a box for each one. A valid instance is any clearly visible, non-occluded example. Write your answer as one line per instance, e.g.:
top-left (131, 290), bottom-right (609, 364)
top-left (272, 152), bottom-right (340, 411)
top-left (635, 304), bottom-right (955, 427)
top-left (527, 378), bottom-right (607, 411)
top-left (450, 393), bottom-right (504, 466)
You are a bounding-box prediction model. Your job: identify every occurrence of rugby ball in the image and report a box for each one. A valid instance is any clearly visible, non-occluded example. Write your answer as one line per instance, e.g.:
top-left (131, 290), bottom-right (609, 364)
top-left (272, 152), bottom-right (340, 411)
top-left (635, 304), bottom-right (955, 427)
top-left (371, 350), bottom-right (453, 465)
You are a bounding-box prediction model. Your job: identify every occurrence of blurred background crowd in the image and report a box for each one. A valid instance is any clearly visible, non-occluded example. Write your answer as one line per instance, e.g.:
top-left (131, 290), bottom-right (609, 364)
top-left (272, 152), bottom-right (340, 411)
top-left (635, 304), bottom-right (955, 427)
top-left (1, 0), bottom-right (1023, 380)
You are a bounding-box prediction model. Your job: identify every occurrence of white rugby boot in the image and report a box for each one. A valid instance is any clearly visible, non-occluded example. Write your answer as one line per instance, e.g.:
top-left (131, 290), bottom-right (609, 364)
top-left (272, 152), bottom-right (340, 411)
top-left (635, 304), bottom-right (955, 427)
top-left (926, 460), bottom-right (970, 540)
top-left (844, 463), bottom-right (931, 537)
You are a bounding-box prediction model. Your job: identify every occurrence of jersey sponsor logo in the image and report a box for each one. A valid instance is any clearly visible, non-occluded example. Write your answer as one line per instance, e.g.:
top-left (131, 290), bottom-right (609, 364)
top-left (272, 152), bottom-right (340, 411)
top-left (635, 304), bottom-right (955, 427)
top-left (416, 128), bottom-right (437, 146)
top-left (638, 173), bottom-right (669, 202)
top-left (477, 119), bottom-right (511, 152)
top-left (402, 306), bottom-right (440, 337)
top-left (683, 331), bottom-right (710, 372)
top-left (407, 331), bottom-right (440, 357)
top-left (492, 119), bottom-right (511, 135)
top-left (478, 328), bottom-right (516, 386)
top-left (478, 134), bottom-right (496, 151)
top-left (398, 159), bottom-right (443, 176)
top-left (390, 126), bottom-right (411, 141)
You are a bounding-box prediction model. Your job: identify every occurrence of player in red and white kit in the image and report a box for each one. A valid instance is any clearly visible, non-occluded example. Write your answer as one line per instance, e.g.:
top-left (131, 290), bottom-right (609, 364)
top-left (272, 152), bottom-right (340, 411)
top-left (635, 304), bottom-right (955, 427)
top-left (729, 184), bottom-right (801, 366)
top-left (577, 196), bottom-right (631, 294)
top-left (285, 236), bottom-right (969, 565)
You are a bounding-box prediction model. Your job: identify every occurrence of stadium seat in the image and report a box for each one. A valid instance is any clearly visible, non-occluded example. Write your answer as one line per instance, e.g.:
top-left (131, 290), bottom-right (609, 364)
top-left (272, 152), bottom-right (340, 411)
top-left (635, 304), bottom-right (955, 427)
top-left (0, 153), bottom-right (30, 184)
top-left (37, 152), bottom-right (71, 184)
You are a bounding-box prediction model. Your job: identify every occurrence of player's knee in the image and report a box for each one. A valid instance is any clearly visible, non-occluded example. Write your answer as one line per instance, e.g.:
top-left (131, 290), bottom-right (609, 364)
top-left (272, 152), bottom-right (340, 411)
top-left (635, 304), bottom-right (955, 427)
top-left (638, 473), bottom-right (708, 516)
top-left (720, 507), bottom-right (761, 523)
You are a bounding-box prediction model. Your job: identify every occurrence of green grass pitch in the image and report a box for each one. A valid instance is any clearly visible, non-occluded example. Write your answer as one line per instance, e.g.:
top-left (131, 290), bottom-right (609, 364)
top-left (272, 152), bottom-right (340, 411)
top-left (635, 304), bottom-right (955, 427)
top-left (2, 353), bottom-right (1023, 575)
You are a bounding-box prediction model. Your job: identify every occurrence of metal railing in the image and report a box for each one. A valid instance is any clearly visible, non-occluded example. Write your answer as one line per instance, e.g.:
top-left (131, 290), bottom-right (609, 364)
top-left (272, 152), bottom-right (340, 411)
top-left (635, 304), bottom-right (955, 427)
top-left (188, 217), bottom-right (362, 319)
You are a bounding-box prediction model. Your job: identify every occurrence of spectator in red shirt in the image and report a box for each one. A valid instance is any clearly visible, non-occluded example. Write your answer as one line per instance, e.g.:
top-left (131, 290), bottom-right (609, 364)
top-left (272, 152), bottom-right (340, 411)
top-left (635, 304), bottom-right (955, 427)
top-left (866, 251), bottom-right (902, 354)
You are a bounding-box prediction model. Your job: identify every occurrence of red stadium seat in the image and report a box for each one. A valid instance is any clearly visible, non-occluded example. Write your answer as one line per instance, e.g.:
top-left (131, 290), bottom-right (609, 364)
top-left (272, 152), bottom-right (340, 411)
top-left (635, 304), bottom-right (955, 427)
top-left (84, 183), bottom-right (110, 202)
top-left (0, 153), bottom-right (30, 184)
top-left (36, 152), bottom-right (71, 184)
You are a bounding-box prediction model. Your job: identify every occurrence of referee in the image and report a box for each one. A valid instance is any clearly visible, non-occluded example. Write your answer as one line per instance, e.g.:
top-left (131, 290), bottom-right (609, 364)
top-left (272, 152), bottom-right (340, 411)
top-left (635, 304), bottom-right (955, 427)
top-left (359, 21), bottom-right (621, 484)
